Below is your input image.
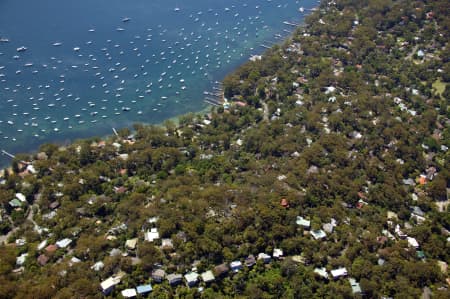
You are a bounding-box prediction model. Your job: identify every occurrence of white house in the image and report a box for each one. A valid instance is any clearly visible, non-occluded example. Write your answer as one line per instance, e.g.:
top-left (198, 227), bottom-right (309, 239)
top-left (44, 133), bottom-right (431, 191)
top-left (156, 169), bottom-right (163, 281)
top-left (331, 267), bottom-right (348, 279)
top-left (314, 267), bottom-right (329, 279)
top-left (121, 288), bottom-right (137, 298)
top-left (145, 228), bottom-right (159, 242)
top-left (296, 216), bottom-right (311, 228)
top-left (407, 237), bottom-right (419, 249)
top-left (201, 270), bottom-right (215, 283)
top-left (311, 229), bottom-right (327, 240)
top-left (100, 276), bottom-right (121, 295)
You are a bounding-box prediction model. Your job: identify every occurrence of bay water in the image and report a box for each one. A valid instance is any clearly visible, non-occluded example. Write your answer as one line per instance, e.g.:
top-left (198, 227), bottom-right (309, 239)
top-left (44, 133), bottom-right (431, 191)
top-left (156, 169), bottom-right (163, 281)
top-left (0, 0), bottom-right (316, 167)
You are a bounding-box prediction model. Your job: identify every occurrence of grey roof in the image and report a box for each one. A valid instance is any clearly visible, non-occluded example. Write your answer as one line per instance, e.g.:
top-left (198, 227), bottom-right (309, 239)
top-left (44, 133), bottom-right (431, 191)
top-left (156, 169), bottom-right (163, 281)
top-left (349, 278), bottom-right (362, 294)
top-left (166, 273), bottom-right (182, 285)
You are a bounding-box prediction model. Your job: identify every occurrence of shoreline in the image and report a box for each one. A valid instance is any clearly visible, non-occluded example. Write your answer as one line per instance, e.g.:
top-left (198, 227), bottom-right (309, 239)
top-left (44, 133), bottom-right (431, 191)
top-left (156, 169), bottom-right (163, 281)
top-left (0, 7), bottom-right (313, 170)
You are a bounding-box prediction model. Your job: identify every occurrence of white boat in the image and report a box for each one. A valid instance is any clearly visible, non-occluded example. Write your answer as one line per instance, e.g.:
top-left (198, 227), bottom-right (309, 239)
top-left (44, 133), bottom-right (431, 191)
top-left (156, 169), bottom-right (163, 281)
top-left (122, 17), bottom-right (131, 22)
top-left (16, 46), bottom-right (27, 52)
top-left (52, 42), bottom-right (62, 46)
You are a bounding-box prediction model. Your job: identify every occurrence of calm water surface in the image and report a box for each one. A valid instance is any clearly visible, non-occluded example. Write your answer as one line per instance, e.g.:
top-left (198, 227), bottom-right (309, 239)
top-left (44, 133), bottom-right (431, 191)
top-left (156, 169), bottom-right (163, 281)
top-left (0, 0), bottom-right (316, 166)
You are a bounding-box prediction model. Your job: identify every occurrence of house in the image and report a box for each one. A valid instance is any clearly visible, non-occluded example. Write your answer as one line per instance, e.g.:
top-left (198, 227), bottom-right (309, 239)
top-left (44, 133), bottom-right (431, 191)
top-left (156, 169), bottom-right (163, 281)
top-left (249, 55), bottom-right (262, 62)
top-left (331, 267), bottom-right (348, 279)
top-left (125, 238), bottom-right (138, 250)
top-left (37, 254), bottom-right (49, 266)
top-left (100, 276), bottom-right (122, 295)
top-left (245, 254), bottom-right (256, 267)
top-left (37, 239), bottom-right (48, 251)
top-left (314, 267), bottom-right (329, 279)
top-left (15, 193), bottom-right (26, 202)
top-left (9, 199), bottom-right (22, 208)
top-left (152, 269), bottom-right (166, 283)
top-left (214, 263), bottom-right (229, 277)
top-left (121, 288), bottom-right (137, 298)
top-left (407, 237), bottom-right (419, 249)
top-left (402, 178), bottom-right (415, 186)
top-left (411, 206), bottom-right (425, 217)
top-left (91, 261), bottom-right (104, 271)
top-left (417, 250), bottom-right (425, 259)
top-left (418, 175), bottom-right (427, 185)
top-left (437, 261), bottom-right (448, 274)
top-left (322, 223), bottom-right (334, 234)
top-left (356, 199), bottom-right (368, 209)
top-left (15, 239), bottom-right (26, 246)
top-left (145, 228), bottom-right (159, 242)
top-left (184, 272), bottom-right (199, 287)
top-left (161, 238), bottom-right (174, 250)
top-left (114, 186), bottom-right (127, 194)
top-left (349, 278), bottom-right (362, 294)
top-left (273, 248), bottom-right (283, 259)
top-left (16, 253), bottom-right (28, 266)
top-left (257, 253), bottom-right (271, 264)
top-left (136, 284), bottom-right (152, 296)
top-left (394, 225), bottom-right (407, 239)
top-left (387, 211), bottom-right (398, 220)
top-left (201, 270), bottom-right (215, 284)
top-left (280, 198), bottom-right (289, 208)
top-left (230, 261), bottom-right (243, 272)
top-left (49, 201), bottom-right (60, 210)
top-left (296, 216), bottom-right (311, 228)
top-left (291, 255), bottom-right (306, 264)
top-left (166, 273), bottom-right (183, 286)
top-left (56, 238), bottom-right (72, 248)
top-left (311, 229), bottom-right (326, 240)
top-left (45, 244), bottom-right (58, 254)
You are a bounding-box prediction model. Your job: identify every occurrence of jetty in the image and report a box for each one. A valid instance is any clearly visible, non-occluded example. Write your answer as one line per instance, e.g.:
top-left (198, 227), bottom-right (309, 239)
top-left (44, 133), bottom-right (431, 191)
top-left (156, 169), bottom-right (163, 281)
top-left (283, 21), bottom-right (299, 27)
top-left (1, 150), bottom-right (15, 159)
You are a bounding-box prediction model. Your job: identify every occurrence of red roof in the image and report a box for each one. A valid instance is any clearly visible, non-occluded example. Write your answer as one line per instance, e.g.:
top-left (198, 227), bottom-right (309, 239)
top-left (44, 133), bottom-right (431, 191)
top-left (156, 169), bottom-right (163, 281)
top-left (45, 244), bottom-right (58, 253)
top-left (37, 254), bottom-right (49, 266)
top-left (280, 198), bottom-right (289, 208)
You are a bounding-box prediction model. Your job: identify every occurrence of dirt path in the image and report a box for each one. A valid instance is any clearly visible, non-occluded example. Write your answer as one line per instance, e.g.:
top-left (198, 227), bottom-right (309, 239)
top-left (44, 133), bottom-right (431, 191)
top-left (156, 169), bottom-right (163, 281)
top-left (262, 101), bottom-right (269, 121)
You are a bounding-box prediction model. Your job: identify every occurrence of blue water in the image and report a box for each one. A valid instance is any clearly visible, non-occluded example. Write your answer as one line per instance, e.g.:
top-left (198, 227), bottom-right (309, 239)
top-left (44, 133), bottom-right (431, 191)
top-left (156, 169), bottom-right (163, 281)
top-left (0, 0), bottom-right (316, 167)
